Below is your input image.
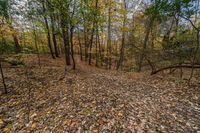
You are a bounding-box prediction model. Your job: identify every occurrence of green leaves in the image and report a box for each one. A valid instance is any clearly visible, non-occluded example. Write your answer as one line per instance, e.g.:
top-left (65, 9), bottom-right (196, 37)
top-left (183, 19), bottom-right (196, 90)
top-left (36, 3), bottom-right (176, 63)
top-left (0, 0), bottom-right (9, 18)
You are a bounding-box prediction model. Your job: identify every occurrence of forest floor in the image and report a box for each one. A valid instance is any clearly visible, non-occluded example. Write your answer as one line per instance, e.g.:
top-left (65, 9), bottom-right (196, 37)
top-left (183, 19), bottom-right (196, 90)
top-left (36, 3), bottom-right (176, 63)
top-left (0, 55), bottom-right (200, 133)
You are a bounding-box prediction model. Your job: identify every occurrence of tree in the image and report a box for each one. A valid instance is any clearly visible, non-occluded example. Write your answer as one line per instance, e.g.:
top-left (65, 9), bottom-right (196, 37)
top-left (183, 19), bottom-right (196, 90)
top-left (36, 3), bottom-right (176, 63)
top-left (42, 0), bottom-right (55, 59)
top-left (0, 0), bottom-right (21, 53)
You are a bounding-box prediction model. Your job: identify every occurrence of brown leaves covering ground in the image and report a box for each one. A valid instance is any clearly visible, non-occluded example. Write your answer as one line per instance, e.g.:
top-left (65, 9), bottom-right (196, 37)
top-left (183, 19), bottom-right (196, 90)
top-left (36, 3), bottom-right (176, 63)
top-left (0, 55), bottom-right (200, 133)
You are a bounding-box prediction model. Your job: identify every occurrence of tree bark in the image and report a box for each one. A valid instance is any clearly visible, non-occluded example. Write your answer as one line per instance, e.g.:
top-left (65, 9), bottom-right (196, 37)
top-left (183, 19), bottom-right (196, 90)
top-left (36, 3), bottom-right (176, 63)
top-left (70, 27), bottom-right (76, 70)
top-left (138, 17), bottom-right (154, 71)
top-left (117, 0), bottom-right (127, 70)
top-left (0, 60), bottom-right (7, 94)
top-left (50, 14), bottom-right (59, 57)
top-left (31, 19), bottom-right (41, 68)
top-left (42, 2), bottom-right (55, 59)
top-left (88, 24), bottom-right (95, 65)
top-left (12, 34), bottom-right (21, 54)
top-left (151, 64), bottom-right (200, 75)
top-left (78, 28), bottom-right (83, 61)
top-left (107, 2), bottom-right (112, 69)
top-left (61, 18), bottom-right (71, 66)
top-left (7, 19), bottom-right (21, 53)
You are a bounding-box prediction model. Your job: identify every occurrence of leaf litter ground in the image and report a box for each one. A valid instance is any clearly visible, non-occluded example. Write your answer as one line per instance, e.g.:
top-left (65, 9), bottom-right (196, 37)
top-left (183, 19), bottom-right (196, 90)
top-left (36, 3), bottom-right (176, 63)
top-left (0, 55), bottom-right (200, 132)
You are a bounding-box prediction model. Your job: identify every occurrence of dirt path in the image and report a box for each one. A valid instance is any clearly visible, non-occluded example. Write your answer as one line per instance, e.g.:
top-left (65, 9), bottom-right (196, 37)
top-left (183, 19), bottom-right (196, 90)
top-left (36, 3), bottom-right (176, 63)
top-left (0, 56), bottom-right (200, 132)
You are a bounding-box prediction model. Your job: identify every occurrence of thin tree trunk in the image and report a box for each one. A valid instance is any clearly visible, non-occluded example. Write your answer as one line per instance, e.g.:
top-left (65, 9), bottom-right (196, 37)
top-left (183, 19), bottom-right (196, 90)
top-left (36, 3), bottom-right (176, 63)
top-left (0, 60), bottom-right (7, 94)
top-left (70, 27), bottom-right (76, 70)
top-left (50, 14), bottom-right (59, 57)
top-left (138, 17), bottom-right (154, 71)
top-left (107, 3), bottom-right (112, 69)
top-left (32, 19), bottom-right (41, 68)
top-left (89, 24), bottom-right (95, 65)
top-left (84, 26), bottom-right (88, 61)
top-left (12, 34), bottom-right (21, 54)
top-left (117, 0), bottom-right (127, 70)
top-left (188, 30), bottom-right (199, 83)
top-left (7, 21), bottom-right (21, 53)
top-left (97, 29), bottom-right (102, 66)
top-left (42, 2), bottom-right (55, 59)
top-left (95, 27), bottom-right (99, 66)
top-left (78, 28), bottom-right (83, 61)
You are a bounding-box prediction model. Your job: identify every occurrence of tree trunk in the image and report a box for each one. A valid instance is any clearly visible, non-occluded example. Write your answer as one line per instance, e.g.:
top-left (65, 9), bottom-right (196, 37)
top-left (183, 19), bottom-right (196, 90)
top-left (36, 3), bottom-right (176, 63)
top-left (84, 26), bottom-right (88, 61)
top-left (42, 2), bottom-right (55, 59)
top-left (107, 3), bottom-right (112, 69)
top-left (78, 28), bottom-right (83, 61)
top-left (89, 24), bottom-right (95, 65)
top-left (95, 27), bottom-right (99, 66)
top-left (12, 34), bottom-right (21, 54)
top-left (32, 19), bottom-right (41, 68)
top-left (70, 27), bottom-right (76, 70)
top-left (61, 19), bottom-right (71, 66)
top-left (50, 14), bottom-right (59, 57)
top-left (117, 0), bottom-right (127, 70)
top-left (7, 20), bottom-right (21, 54)
top-left (0, 60), bottom-right (7, 94)
top-left (188, 30), bottom-right (199, 83)
top-left (138, 17), bottom-right (154, 71)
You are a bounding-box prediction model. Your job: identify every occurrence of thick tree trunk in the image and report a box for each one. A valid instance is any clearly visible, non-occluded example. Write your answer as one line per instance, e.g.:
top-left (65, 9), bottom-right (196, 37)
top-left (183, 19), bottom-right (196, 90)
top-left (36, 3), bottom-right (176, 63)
top-left (61, 19), bottom-right (71, 66)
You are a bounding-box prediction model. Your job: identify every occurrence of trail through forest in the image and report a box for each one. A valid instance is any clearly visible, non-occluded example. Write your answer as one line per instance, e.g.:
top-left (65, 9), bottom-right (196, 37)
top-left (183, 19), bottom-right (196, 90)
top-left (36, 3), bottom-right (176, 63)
top-left (0, 56), bottom-right (200, 132)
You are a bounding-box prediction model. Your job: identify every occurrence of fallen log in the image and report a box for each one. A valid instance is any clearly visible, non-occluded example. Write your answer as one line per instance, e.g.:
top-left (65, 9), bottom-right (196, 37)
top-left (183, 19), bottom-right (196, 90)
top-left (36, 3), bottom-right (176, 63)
top-left (151, 64), bottom-right (200, 75)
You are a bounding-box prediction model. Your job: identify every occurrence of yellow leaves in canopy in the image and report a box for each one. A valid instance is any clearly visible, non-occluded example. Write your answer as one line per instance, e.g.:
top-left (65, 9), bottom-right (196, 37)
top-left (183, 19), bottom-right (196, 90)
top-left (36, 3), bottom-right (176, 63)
top-left (121, 26), bottom-right (130, 32)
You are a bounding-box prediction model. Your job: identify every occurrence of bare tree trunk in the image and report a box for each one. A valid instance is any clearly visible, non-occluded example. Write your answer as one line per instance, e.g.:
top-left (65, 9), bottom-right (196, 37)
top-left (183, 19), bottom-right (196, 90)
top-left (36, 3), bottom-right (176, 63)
top-left (188, 30), bottom-right (199, 83)
top-left (96, 29), bottom-right (102, 66)
top-left (50, 14), bottom-right (59, 57)
top-left (7, 22), bottom-right (21, 53)
top-left (61, 19), bottom-right (71, 67)
top-left (84, 26), bottom-right (88, 61)
top-left (0, 60), bottom-right (7, 94)
top-left (107, 3), bottom-right (112, 69)
top-left (95, 27), bottom-right (99, 66)
top-left (78, 28), bottom-right (83, 61)
top-left (32, 19), bottom-right (41, 68)
top-left (88, 24), bottom-right (95, 65)
top-left (12, 34), bottom-right (21, 54)
top-left (81, 6), bottom-right (88, 62)
top-left (70, 27), bottom-right (76, 70)
top-left (138, 17), bottom-right (154, 71)
top-left (117, 0), bottom-right (127, 70)
top-left (42, 2), bottom-right (55, 59)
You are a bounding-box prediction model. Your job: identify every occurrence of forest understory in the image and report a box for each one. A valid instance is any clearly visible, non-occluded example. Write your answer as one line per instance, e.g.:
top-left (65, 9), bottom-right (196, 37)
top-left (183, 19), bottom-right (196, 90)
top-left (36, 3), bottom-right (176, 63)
top-left (0, 55), bottom-right (200, 132)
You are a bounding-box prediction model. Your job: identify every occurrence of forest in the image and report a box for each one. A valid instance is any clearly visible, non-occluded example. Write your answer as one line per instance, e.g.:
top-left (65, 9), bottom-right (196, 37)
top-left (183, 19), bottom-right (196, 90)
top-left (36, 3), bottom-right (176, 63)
top-left (0, 0), bottom-right (200, 132)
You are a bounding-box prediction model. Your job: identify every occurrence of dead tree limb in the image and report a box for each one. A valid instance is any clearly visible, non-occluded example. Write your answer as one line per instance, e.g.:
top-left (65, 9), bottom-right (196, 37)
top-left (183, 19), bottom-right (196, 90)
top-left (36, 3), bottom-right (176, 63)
top-left (151, 64), bottom-right (200, 75)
